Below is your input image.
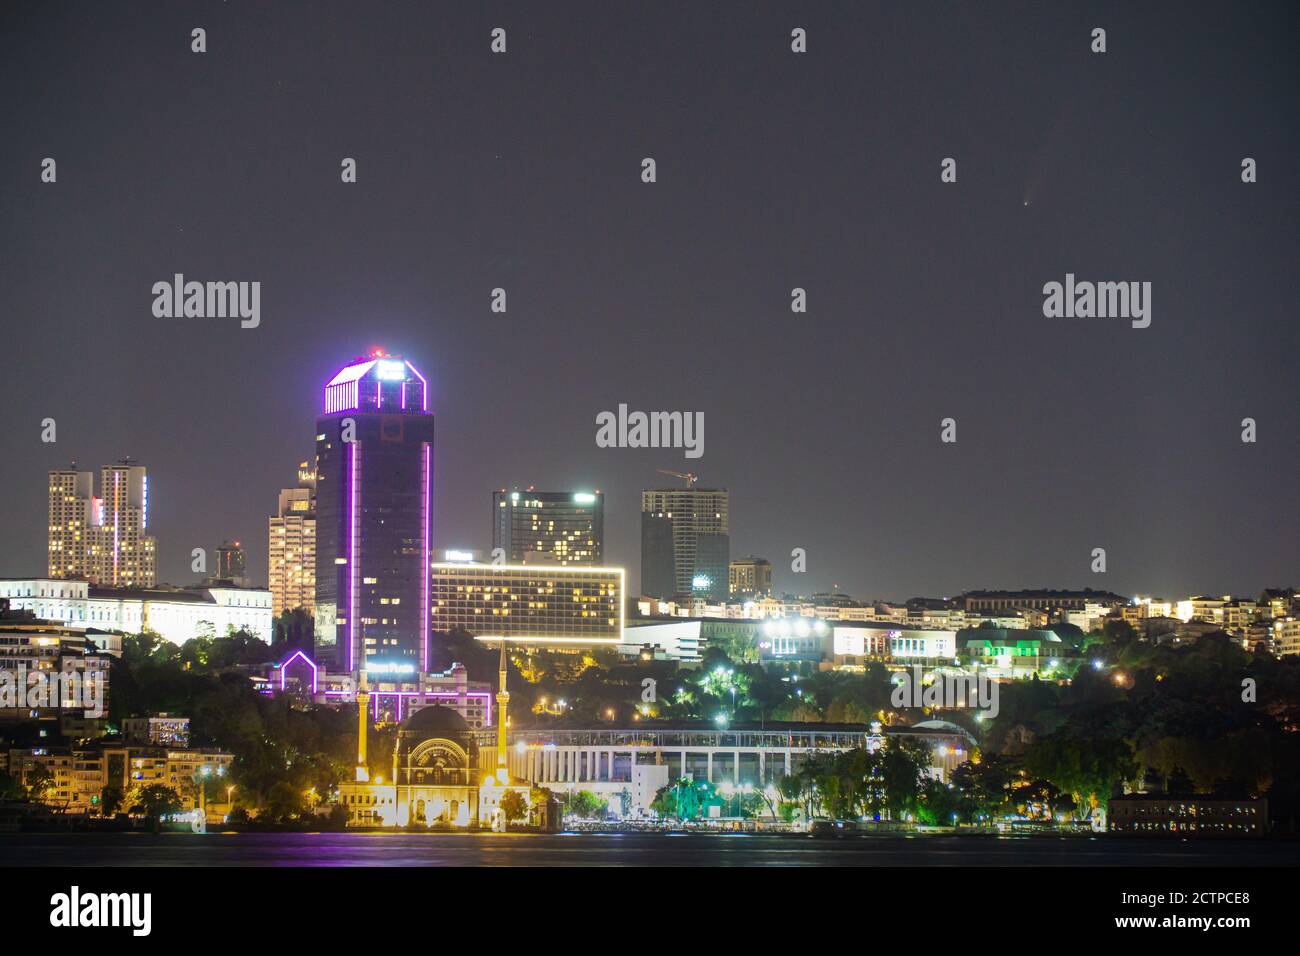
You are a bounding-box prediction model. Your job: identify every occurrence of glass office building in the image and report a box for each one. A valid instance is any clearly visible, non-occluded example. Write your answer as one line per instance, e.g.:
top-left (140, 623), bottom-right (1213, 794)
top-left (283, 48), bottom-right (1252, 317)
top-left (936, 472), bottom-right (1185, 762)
top-left (314, 352), bottom-right (435, 674)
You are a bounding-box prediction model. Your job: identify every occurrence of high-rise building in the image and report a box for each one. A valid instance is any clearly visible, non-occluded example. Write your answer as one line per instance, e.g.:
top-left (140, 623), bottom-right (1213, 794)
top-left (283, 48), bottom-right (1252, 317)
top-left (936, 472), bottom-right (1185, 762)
top-left (47, 461), bottom-right (156, 587)
top-left (48, 468), bottom-right (95, 580)
top-left (215, 540), bottom-right (248, 585)
top-left (729, 556), bottom-right (772, 598)
top-left (313, 352), bottom-right (434, 674)
top-left (640, 486), bottom-right (729, 600)
top-left (492, 489), bottom-right (604, 565)
top-left (269, 463), bottom-right (316, 616)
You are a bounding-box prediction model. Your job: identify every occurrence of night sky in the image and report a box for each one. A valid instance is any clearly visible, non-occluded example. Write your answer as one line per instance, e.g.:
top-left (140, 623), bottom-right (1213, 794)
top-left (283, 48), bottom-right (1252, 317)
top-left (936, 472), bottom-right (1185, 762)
top-left (2, 1), bottom-right (1296, 601)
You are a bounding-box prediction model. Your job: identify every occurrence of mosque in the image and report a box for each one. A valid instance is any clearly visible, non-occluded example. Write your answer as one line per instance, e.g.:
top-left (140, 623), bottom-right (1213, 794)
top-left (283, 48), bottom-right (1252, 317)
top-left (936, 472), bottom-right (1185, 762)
top-left (338, 642), bottom-right (542, 829)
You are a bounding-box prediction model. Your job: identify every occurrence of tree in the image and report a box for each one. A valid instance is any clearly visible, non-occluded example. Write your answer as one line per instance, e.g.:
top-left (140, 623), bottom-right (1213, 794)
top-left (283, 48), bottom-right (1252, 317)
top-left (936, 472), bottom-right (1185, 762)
top-left (324, 803), bottom-right (350, 831)
top-left (271, 608), bottom-right (315, 655)
top-left (129, 785), bottom-right (183, 831)
top-left (1014, 778), bottom-right (1074, 821)
top-left (265, 781), bottom-right (305, 823)
top-left (917, 777), bottom-right (961, 826)
top-left (880, 739), bottom-right (931, 819)
top-left (650, 778), bottom-right (720, 821)
top-left (1023, 736), bottom-right (1136, 816)
top-left (0, 770), bottom-right (24, 801)
top-left (99, 787), bottom-right (124, 816)
top-left (949, 753), bottom-right (1016, 823)
top-left (24, 765), bottom-right (56, 804)
top-left (566, 789), bottom-right (608, 819)
top-left (1166, 766), bottom-right (1195, 796)
top-left (499, 790), bottom-right (528, 828)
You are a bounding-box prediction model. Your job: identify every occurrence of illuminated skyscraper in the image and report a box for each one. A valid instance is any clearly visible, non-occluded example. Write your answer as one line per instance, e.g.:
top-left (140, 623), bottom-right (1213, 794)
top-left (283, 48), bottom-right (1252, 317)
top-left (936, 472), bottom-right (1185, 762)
top-left (48, 461), bottom-right (156, 587)
top-left (268, 462), bottom-right (316, 616)
top-left (91, 462), bottom-right (156, 587)
top-left (48, 468), bottom-right (95, 580)
top-left (313, 352), bottom-right (434, 674)
top-left (492, 489), bottom-right (604, 565)
top-left (640, 486), bottom-right (729, 601)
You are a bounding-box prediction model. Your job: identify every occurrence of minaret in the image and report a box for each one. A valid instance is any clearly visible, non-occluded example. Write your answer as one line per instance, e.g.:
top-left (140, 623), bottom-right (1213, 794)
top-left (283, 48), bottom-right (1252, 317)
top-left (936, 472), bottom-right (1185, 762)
top-left (355, 677), bottom-right (371, 783)
top-left (495, 640), bottom-right (510, 784)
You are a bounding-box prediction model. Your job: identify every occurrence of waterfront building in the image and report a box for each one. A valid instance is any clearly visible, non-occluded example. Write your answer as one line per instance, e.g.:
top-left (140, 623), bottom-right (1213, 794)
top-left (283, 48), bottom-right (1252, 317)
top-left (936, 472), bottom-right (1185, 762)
top-left (504, 723), bottom-right (974, 817)
top-left (1107, 795), bottom-right (1267, 837)
top-left (6, 744), bottom-right (231, 816)
top-left (337, 645), bottom-right (535, 829)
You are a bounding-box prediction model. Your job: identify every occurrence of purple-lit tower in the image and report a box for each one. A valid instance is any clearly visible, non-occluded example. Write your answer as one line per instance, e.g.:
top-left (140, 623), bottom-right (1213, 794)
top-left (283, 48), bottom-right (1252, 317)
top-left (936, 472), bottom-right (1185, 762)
top-left (313, 352), bottom-right (434, 675)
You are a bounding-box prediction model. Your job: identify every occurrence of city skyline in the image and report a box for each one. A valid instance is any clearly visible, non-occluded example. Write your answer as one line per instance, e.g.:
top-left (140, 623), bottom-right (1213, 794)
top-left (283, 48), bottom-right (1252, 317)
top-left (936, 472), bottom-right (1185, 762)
top-left (21, 419), bottom-right (1297, 605)
top-left (1, 0), bottom-right (1297, 900)
top-left (3, 3), bottom-right (1296, 603)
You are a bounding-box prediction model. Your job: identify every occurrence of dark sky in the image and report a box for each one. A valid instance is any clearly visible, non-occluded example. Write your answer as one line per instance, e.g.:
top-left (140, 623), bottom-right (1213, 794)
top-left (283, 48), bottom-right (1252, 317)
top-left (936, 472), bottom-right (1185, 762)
top-left (2, 1), bottom-right (1296, 602)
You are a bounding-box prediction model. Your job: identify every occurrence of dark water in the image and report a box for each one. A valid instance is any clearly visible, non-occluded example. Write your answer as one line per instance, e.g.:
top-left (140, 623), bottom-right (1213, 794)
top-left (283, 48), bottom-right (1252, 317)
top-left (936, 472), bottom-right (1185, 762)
top-left (1, 831), bottom-right (1296, 866)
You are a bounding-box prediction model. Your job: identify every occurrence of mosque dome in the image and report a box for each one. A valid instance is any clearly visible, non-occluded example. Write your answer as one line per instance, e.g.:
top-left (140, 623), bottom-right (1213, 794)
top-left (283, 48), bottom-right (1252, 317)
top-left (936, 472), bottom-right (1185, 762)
top-left (400, 705), bottom-right (470, 738)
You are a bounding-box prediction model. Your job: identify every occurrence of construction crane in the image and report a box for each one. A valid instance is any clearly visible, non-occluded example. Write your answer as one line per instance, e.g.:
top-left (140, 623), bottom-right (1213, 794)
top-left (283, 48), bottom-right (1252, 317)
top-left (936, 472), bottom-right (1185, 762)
top-left (658, 469), bottom-right (698, 488)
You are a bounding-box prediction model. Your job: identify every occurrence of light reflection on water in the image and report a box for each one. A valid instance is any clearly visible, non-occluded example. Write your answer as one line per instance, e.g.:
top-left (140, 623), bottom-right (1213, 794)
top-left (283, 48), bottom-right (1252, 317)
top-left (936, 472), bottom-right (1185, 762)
top-left (0, 831), bottom-right (1292, 867)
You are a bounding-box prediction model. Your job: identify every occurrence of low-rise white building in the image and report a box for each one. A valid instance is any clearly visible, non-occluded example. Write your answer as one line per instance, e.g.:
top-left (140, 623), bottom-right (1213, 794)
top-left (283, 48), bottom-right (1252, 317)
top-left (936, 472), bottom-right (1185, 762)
top-left (506, 724), bottom-right (974, 817)
top-left (0, 578), bottom-right (273, 645)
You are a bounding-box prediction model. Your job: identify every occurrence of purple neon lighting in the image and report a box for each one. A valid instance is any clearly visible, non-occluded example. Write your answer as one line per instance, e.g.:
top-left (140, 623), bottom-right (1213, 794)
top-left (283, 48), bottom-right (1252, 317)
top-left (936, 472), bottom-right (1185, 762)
top-left (112, 471), bottom-right (120, 580)
top-left (279, 650), bottom-right (319, 694)
top-left (404, 360), bottom-right (428, 411)
top-left (348, 440), bottom-right (359, 672)
top-left (421, 442), bottom-right (431, 673)
top-left (325, 359), bottom-right (378, 387)
top-left (328, 690), bottom-right (493, 725)
top-left (323, 357), bottom-right (429, 414)
top-left (323, 358), bottom-right (377, 413)
top-left (324, 379), bottom-right (361, 414)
